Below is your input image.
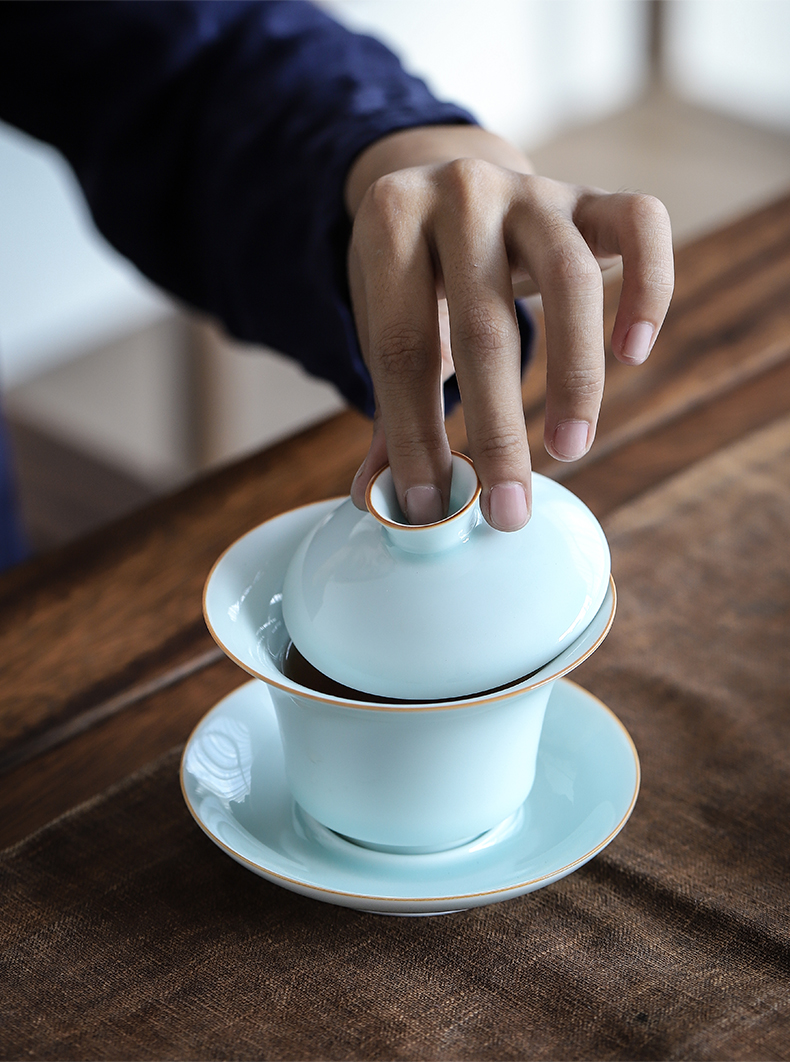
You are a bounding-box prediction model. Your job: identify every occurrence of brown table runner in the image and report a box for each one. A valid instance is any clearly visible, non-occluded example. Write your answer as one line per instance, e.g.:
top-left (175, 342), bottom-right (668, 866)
top-left (2, 416), bottom-right (790, 1062)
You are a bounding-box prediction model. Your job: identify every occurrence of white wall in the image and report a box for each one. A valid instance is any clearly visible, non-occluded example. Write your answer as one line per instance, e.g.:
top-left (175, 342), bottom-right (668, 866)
top-left (665, 0), bottom-right (790, 133)
top-left (326, 0), bottom-right (649, 148)
top-left (0, 121), bottom-right (170, 388)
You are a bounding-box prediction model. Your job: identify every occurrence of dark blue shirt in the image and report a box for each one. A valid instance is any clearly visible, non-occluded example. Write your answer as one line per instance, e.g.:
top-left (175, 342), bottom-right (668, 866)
top-left (0, 0), bottom-right (531, 570)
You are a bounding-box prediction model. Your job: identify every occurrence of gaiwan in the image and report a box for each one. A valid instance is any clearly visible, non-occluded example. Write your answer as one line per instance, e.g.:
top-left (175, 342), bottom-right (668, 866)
top-left (202, 452), bottom-right (617, 853)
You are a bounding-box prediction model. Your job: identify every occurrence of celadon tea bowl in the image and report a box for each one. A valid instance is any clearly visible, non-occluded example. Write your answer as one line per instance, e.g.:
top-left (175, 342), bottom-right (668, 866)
top-left (203, 458), bottom-right (616, 854)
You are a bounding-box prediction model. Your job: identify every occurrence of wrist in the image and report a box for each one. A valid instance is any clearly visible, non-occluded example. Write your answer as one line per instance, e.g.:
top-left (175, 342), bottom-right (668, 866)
top-left (344, 124), bottom-right (533, 217)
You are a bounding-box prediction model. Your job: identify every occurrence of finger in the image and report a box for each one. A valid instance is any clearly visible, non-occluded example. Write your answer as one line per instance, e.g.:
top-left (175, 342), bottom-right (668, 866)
top-left (508, 192), bottom-right (606, 461)
top-left (351, 300), bottom-right (452, 514)
top-left (348, 245), bottom-right (387, 511)
top-left (576, 191), bottom-right (674, 365)
top-left (437, 163), bottom-right (531, 531)
top-left (437, 297), bottom-right (455, 383)
top-left (351, 173), bottom-right (452, 524)
top-left (543, 235), bottom-right (605, 461)
top-left (351, 407), bottom-right (388, 510)
top-left (511, 255), bottom-right (619, 301)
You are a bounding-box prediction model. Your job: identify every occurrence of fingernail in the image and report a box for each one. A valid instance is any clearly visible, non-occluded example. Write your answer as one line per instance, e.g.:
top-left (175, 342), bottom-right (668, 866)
top-left (552, 420), bottom-right (590, 460)
top-left (404, 485), bottom-right (444, 525)
top-left (622, 321), bottom-right (655, 364)
top-left (487, 482), bottom-right (529, 532)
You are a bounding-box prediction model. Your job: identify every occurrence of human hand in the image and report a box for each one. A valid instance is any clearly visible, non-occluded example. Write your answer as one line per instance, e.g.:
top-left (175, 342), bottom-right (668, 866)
top-left (345, 125), bottom-right (673, 530)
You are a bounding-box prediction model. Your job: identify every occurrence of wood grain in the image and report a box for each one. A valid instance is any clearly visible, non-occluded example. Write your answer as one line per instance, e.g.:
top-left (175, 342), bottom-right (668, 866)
top-left (0, 655), bottom-right (244, 850)
top-left (0, 409), bottom-right (371, 765)
top-left (562, 356), bottom-right (790, 517)
top-left (1, 192), bottom-right (790, 796)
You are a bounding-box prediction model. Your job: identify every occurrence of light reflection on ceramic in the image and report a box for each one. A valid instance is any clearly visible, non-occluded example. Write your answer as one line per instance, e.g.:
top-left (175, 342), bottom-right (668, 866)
top-left (203, 496), bottom-right (617, 852)
top-left (180, 679), bottom-right (640, 915)
top-left (282, 455), bottom-right (611, 700)
top-left (182, 715), bottom-right (253, 804)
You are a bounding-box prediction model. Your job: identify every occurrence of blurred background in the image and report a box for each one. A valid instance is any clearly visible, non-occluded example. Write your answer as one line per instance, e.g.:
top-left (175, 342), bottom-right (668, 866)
top-left (1, 0), bottom-right (789, 552)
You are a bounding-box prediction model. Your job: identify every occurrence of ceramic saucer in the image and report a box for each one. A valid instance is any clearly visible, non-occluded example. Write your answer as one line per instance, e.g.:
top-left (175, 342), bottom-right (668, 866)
top-left (181, 679), bottom-right (639, 915)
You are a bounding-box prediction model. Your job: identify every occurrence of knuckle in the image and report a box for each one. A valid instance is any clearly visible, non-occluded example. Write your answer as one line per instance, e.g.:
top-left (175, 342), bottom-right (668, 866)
top-left (554, 364), bottom-right (603, 400)
top-left (513, 176), bottom-right (577, 234)
top-left (368, 170), bottom-right (422, 213)
top-left (354, 172), bottom-right (424, 245)
top-left (544, 245), bottom-right (601, 291)
top-left (475, 427), bottom-right (526, 464)
top-left (386, 428), bottom-right (448, 464)
top-left (626, 192), bottom-right (672, 233)
top-left (520, 173), bottom-right (564, 209)
top-left (443, 156), bottom-right (491, 187)
top-left (439, 157), bottom-right (502, 216)
top-left (372, 323), bottom-right (429, 378)
top-left (452, 305), bottom-right (514, 360)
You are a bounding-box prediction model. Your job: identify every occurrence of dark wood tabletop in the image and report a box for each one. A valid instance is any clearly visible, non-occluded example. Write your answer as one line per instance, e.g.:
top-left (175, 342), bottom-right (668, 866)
top-left (2, 191), bottom-right (790, 852)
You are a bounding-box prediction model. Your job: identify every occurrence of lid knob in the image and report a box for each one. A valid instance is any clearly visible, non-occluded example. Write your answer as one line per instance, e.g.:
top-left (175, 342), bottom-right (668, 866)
top-left (366, 453), bottom-right (481, 554)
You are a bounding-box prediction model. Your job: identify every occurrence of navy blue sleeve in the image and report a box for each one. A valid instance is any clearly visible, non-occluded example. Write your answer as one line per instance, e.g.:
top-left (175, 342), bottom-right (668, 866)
top-left (0, 0), bottom-right (535, 570)
top-left (0, 414), bottom-right (27, 570)
top-left (0, 0), bottom-right (520, 415)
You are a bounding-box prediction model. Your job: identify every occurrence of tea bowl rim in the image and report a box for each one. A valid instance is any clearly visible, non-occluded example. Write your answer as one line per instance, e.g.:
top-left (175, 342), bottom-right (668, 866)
top-left (203, 497), bottom-right (617, 713)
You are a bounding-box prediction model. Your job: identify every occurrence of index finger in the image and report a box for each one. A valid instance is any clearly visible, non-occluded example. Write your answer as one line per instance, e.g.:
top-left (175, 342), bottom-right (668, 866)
top-left (350, 173), bottom-right (453, 524)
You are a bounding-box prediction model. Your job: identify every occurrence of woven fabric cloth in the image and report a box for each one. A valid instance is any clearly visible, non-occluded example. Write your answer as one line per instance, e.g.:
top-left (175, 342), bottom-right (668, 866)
top-left (2, 416), bottom-right (790, 1061)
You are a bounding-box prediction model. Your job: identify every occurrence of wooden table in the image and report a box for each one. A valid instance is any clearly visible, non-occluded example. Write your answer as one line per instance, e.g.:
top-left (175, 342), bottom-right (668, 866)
top-left (2, 192), bottom-right (790, 850)
top-left (3, 193), bottom-right (790, 1062)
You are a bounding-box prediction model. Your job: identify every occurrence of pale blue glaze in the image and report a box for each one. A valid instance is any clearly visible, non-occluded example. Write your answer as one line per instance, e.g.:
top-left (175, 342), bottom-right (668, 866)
top-left (203, 495), bottom-right (617, 853)
top-left (282, 456), bottom-right (611, 700)
top-left (181, 679), bottom-right (640, 915)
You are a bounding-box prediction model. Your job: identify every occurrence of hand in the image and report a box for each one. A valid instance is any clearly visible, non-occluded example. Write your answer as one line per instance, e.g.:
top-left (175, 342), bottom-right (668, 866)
top-left (345, 125), bottom-right (674, 530)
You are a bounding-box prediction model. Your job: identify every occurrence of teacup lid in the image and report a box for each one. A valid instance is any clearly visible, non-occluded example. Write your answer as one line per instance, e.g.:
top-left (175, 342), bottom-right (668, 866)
top-left (282, 454), bottom-right (611, 701)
